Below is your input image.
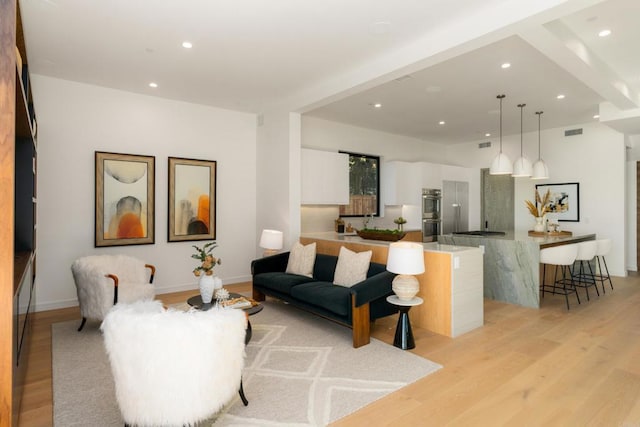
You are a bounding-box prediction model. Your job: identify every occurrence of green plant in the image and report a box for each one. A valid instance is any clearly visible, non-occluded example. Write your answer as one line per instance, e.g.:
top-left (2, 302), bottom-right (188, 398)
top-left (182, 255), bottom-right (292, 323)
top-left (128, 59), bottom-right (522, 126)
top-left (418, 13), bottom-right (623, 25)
top-left (360, 228), bottom-right (402, 234)
top-left (192, 241), bottom-right (221, 276)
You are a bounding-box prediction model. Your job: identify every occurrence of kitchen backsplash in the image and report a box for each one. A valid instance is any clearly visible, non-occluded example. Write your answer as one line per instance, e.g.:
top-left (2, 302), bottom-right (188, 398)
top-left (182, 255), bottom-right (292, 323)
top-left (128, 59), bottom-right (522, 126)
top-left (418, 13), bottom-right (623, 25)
top-left (301, 205), bottom-right (408, 233)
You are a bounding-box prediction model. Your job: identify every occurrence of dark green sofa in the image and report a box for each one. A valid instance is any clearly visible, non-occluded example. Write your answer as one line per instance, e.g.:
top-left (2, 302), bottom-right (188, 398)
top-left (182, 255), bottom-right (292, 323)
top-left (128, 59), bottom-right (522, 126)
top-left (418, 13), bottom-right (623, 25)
top-left (251, 252), bottom-right (397, 348)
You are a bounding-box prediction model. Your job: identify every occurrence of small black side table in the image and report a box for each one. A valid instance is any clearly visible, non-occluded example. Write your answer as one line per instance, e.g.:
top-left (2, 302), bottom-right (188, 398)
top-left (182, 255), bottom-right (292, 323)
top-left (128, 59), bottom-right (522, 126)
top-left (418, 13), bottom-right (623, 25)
top-left (386, 295), bottom-right (423, 350)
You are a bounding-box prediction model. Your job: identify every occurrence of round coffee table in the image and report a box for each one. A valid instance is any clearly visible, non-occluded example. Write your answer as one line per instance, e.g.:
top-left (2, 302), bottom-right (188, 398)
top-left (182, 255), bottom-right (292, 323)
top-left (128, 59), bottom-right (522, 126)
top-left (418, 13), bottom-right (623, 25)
top-left (187, 292), bottom-right (263, 343)
top-left (187, 292), bottom-right (263, 316)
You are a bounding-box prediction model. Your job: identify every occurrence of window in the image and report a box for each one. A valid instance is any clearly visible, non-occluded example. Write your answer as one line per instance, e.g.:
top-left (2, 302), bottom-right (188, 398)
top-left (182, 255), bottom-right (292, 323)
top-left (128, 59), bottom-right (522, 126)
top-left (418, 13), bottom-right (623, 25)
top-left (339, 151), bottom-right (380, 217)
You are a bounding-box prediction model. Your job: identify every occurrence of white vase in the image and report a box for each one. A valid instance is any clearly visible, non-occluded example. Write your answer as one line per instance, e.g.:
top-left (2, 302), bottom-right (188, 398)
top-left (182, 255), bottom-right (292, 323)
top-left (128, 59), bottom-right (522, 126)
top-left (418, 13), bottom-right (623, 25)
top-left (533, 217), bottom-right (545, 232)
top-left (199, 274), bottom-right (216, 304)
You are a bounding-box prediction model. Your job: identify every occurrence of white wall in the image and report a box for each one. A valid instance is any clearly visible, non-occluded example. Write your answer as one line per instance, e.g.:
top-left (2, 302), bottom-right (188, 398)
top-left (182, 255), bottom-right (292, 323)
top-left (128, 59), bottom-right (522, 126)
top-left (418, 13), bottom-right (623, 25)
top-left (626, 159), bottom-right (636, 271)
top-left (302, 116), bottom-right (446, 163)
top-left (448, 122), bottom-right (628, 277)
top-left (31, 75), bottom-right (257, 311)
top-left (255, 110), bottom-right (302, 255)
top-left (626, 136), bottom-right (640, 271)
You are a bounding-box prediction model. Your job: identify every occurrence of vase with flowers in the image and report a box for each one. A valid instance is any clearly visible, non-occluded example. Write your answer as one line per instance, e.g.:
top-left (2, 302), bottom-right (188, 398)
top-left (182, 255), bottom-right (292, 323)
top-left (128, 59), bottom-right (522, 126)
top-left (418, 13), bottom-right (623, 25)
top-left (525, 189), bottom-right (551, 232)
top-left (192, 242), bottom-right (222, 303)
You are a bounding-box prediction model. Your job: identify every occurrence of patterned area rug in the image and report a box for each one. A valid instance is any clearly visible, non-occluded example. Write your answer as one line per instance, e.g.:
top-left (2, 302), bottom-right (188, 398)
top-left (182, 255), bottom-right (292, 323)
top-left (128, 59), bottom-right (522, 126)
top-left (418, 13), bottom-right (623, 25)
top-left (52, 299), bottom-right (441, 426)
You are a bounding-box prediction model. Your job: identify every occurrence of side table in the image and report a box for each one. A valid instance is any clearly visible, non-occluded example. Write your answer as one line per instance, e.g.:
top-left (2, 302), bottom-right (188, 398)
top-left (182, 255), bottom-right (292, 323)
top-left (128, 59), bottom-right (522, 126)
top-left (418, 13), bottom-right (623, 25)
top-left (386, 295), bottom-right (423, 350)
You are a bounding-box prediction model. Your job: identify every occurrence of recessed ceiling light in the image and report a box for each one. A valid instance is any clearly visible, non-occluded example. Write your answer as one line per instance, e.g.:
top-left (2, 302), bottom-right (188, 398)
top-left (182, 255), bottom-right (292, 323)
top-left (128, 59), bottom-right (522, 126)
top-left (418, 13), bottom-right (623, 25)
top-left (501, 63), bottom-right (511, 69)
top-left (439, 121), bottom-right (446, 125)
top-left (598, 29), bottom-right (611, 37)
top-left (556, 94), bottom-right (565, 99)
top-left (593, 114), bottom-right (600, 119)
top-left (373, 103), bottom-right (382, 108)
top-left (485, 133), bottom-right (491, 137)
top-left (149, 82), bottom-right (158, 88)
top-left (182, 41), bottom-right (193, 49)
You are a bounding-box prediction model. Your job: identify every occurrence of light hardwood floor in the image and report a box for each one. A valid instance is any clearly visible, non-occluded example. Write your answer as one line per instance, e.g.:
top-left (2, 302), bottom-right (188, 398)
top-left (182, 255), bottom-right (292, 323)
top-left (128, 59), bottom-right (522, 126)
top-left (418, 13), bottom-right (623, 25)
top-left (18, 276), bottom-right (640, 426)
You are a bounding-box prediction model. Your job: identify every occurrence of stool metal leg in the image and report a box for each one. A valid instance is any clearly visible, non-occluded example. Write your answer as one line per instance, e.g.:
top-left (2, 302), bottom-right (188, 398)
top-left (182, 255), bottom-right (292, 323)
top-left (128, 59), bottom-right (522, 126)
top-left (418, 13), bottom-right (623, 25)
top-left (587, 260), bottom-right (599, 297)
top-left (595, 255), bottom-right (614, 293)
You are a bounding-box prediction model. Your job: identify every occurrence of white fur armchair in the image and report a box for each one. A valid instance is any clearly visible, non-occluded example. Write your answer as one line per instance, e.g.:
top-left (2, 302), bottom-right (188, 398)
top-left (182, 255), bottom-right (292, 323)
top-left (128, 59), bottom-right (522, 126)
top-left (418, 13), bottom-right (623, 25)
top-left (71, 254), bottom-right (156, 331)
top-left (101, 300), bottom-right (247, 427)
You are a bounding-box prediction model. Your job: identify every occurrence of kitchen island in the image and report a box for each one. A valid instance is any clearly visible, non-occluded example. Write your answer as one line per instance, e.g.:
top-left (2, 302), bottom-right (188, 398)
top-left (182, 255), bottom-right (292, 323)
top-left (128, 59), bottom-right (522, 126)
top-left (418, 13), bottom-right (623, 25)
top-left (300, 232), bottom-right (484, 338)
top-left (439, 231), bottom-right (596, 308)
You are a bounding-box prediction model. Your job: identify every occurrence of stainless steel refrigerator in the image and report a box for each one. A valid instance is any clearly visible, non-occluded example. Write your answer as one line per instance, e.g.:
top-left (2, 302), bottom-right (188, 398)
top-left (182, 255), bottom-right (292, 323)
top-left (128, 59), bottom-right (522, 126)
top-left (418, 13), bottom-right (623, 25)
top-left (442, 180), bottom-right (469, 234)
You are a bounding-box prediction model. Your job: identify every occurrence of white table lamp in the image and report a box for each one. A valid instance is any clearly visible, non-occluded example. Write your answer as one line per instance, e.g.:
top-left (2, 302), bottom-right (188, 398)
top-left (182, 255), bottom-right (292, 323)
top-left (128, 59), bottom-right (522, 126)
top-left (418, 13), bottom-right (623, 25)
top-left (259, 229), bottom-right (283, 257)
top-left (386, 242), bottom-right (425, 301)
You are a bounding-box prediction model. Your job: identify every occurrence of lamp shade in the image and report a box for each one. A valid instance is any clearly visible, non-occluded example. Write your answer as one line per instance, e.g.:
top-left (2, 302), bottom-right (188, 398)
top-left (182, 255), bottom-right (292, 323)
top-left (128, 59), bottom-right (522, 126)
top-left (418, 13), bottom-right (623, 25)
top-left (512, 156), bottom-right (532, 177)
top-left (489, 152), bottom-right (513, 175)
top-left (259, 229), bottom-right (283, 250)
top-left (386, 242), bottom-right (425, 275)
top-left (531, 159), bottom-right (549, 180)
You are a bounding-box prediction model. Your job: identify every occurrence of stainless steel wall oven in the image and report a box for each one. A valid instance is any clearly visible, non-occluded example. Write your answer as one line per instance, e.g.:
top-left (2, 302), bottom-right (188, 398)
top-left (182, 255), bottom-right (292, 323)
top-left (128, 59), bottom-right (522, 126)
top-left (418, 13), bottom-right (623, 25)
top-left (422, 188), bottom-right (441, 242)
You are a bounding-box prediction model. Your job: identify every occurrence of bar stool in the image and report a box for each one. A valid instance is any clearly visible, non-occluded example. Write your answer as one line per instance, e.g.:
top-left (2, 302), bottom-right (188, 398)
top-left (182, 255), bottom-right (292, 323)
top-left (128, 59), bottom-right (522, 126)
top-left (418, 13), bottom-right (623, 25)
top-left (594, 239), bottom-right (614, 293)
top-left (571, 241), bottom-right (599, 301)
top-left (540, 244), bottom-right (580, 310)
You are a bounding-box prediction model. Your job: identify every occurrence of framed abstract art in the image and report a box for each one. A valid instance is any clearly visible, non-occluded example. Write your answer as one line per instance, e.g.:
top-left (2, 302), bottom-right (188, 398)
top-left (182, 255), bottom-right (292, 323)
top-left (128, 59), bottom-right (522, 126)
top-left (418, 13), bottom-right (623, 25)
top-left (535, 182), bottom-right (580, 222)
top-left (95, 151), bottom-right (155, 247)
top-left (168, 157), bottom-right (217, 242)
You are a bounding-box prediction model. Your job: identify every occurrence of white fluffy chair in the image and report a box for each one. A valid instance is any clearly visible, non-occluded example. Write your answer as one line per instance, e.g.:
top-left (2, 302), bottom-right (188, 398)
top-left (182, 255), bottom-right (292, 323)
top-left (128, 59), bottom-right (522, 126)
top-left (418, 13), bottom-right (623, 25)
top-left (101, 300), bottom-right (247, 427)
top-left (71, 254), bottom-right (156, 331)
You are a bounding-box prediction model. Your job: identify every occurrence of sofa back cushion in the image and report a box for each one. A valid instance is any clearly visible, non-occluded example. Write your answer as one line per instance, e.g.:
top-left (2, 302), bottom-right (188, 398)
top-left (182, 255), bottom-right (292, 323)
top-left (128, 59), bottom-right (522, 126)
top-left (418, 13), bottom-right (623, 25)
top-left (313, 253), bottom-right (386, 283)
top-left (313, 254), bottom-right (338, 282)
top-left (366, 261), bottom-right (386, 277)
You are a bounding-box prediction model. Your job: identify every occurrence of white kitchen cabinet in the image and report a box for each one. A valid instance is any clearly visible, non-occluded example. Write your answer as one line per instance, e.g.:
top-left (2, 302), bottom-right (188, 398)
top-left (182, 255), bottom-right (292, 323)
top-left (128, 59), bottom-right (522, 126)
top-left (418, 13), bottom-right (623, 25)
top-left (382, 161), bottom-right (421, 206)
top-left (421, 162), bottom-right (442, 189)
top-left (301, 149), bottom-right (349, 205)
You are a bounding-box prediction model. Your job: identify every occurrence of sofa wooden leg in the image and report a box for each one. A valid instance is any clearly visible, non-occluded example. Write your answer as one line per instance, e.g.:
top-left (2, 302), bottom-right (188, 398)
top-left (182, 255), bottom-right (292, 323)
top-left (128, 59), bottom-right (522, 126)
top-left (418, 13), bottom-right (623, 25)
top-left (352, 298), bottom-right (370, 348)
top-left (252, 288), bottom-right (266, 302)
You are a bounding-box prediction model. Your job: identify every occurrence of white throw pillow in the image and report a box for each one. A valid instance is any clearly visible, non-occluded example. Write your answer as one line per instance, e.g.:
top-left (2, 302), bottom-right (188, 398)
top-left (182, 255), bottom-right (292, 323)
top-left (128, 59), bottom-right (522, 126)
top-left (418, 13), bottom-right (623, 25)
top-left (285, 242), bottom-right (316, 277)
top-left (333, 246), bottom-right (372, 287)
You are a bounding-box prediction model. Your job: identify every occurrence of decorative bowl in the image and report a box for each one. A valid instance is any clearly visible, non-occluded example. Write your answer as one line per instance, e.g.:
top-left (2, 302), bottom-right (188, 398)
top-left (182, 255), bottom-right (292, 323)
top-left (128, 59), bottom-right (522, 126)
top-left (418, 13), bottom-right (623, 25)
top-left (356, 229), bottom-right (406, 242)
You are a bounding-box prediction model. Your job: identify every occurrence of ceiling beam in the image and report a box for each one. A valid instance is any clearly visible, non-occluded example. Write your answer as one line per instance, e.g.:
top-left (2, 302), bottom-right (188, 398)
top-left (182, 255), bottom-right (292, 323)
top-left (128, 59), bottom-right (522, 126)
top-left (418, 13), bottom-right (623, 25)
top-left (519, 20), bottom-right (640, 110)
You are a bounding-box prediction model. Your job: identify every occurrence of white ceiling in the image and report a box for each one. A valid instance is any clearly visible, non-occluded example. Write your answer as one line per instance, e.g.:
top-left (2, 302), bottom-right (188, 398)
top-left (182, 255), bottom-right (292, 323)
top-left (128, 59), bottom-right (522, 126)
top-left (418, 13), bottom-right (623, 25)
top-left (19, 0), bottom-right (640, 143)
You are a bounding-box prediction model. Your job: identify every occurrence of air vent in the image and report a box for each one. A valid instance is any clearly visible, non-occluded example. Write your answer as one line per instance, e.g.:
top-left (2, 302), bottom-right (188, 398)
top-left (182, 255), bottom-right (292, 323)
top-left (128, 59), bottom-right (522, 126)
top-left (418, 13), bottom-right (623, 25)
top-left (564, 128), bottom-right (583, 136)
top-left (478, 142), bottom-right (492, 149)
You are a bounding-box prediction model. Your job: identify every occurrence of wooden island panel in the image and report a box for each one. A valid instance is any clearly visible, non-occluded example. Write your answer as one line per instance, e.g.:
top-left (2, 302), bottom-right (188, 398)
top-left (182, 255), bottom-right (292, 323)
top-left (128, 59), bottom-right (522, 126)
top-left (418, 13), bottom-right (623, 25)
top-left (300, 236), bottom-right (458, 337)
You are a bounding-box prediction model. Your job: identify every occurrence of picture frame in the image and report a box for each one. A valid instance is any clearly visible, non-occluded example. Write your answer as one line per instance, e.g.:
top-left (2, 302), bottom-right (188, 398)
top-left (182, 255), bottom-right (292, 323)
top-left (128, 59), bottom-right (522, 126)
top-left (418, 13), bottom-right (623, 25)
top-left (535, 182), bottom-right (580, 222)
top-left (95, 151), bottom-right (155, 247)
top-left (168, 157), bottom-right (217, 242)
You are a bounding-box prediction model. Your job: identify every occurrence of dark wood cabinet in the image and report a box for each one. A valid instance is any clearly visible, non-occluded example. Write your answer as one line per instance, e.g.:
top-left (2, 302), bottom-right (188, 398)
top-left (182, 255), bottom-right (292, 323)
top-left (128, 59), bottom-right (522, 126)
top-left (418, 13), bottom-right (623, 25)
top-left (1, 1), bottom-right (38, 424)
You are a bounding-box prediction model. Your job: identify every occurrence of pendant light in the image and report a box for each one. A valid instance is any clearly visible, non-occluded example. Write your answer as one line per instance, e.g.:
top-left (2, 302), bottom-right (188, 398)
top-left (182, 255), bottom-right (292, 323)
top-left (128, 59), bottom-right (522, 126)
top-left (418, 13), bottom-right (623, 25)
top-left (531, 111), bottom-right (549, 180)
top-left (489, 94), bottom-right (513, 175)
top-left (512, 103), bottom-right (532, 177)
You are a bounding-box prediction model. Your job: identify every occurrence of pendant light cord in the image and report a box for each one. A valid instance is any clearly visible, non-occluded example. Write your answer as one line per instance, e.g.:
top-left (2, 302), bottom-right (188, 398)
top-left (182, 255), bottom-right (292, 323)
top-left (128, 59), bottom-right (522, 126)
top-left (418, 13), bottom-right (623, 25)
top-left (497, 94), bottom-right (505, 152)
top-left (518, 103), bottom-right (526, 156)
top-left (536, 111), bottom-right (543, 158)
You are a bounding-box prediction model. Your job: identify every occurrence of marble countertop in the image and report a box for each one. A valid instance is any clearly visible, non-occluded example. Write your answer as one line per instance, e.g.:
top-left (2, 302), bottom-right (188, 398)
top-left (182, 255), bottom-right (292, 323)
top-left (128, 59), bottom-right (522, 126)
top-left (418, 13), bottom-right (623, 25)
top-left (300, 232), bottom-right (477, 254)
top-left (443, 231), bottom-right (596, 246)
